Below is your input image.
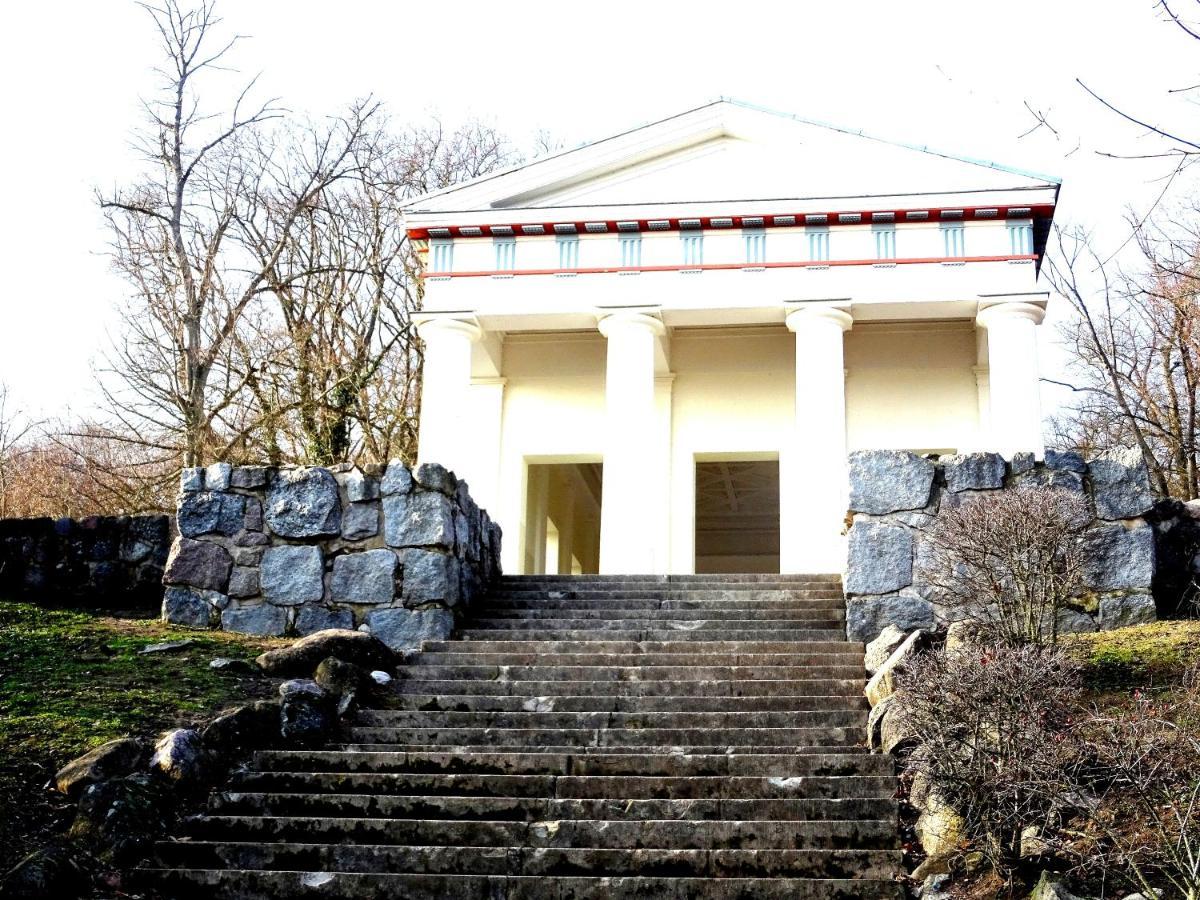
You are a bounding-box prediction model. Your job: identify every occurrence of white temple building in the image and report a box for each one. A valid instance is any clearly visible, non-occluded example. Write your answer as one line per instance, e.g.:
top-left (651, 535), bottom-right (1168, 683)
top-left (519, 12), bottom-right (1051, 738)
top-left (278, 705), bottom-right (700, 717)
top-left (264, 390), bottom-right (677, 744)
top-left (402, 99), bottom-right (1060, 577)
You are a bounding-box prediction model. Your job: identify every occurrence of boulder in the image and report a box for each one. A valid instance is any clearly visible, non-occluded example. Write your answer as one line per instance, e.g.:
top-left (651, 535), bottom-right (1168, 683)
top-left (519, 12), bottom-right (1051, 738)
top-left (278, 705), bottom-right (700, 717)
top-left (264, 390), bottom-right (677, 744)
top-left (848, 450), bottom-right (935, 515)
top-left (1045, 449), bottom-right (1087, 473)
top-left (260, 545), bottom-right (325, 606)
top-left (264, 467), bottom-right (342, 538)
top-left (385, 491), bottom-right (455, 549)
top-left (204, 462), bottom-right (232, 490)
top-left (944, 619), bottom-right (986, 654)
top-left (865, 628), bottom-right (926, 707)
top-left (55, 736), bottom-right (146, 800)
top-left (866, 693), bottom-right (892, 751)
top-left (256, 628), bottom-right (394, 676)
top-left (163, 537), bottom-right (233, 592)
top-left (1029, 873), bottom-right (1087, 900)
top-left (209, 657), bottom-right (255, 673)
top-left (414, 462), bottom-right (457, 496)
top-left (864, 624), bottom-right (907, 675)
top-left (1083, 524), bottom-right (1155, 591)
top-left (315, 657), bottom-right (368, 696)
top-left (179, 467), bottom-right (204, 493)
top-left (330, 549), bottom-right (397, 605)
top-left (227, 566), bottom-right (259, 599)
top-left (295, 604), bottom-right (355, 636)
top-left (341, 503), bottom-right (380, 541)
top-left (880, 701), bottom-right (916, 755)
top-left (1099, 592), bottom-right (1157, 630)
top-left (230, 465), bottom-right (269, 489)
top-left (162, 585), bottom-right (227, 628)
top-left (381, 460), bottom-right (413, 496)
top-left (943, 452), bottom-right (1006, 492)
top-left (846, 592), bottom-right (934, 644)
top-left (1055, 607), bottom-right (1098, 635)
top-left (1089, 447), bottom-right (1154, 520)
top-left (201, 700), bottom-right (281, 754)
top-left (150, 728), bottom-right (205, 786)
top-left (73, 773), bottom-right (174, 863)
top-left (178, 490), bottom-right (245, 537)
top-left (280, 684), bottom-right (336, 745)
top-left (400, 549), bottom-right (460, 606)
top-left (0, 845), bottom-right (89, 899)
top-left (279, 678), bottom-right (325, 699)
top-left (221, 603), bottom-right (288, 636)
top-left (365, 606), bottom-right (455, 653)
top-left (915, 790), bottom-right (965, 866)
top-left (845, 522), bottom-right (913, 596)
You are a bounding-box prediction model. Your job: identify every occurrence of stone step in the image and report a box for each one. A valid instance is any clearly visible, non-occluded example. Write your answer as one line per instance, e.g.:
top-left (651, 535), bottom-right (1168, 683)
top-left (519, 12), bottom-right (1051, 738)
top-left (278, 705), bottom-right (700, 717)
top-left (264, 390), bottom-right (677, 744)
top-left (225, 771), bottom-right (896, 800)
top-left (466, 617), bottom-right (845, 629)
top-left (338, 726), bottom-right (862, 748)
top-left (486, 588), bottom-right (845, 599)
top-left (182, 815), bottom-right (899, 851)
top-left (354, 709), bottom-right (866, 730)
top-left (421, 640), bottom-right (862, 655)
top-left (391, 678), bottom-right (868, 697)
top-left (382, 693), bottom-right (870, 712)
top-left (253, 750), bottom-right (893, 778)
top-left (413, 653), bottom-right (858, 668)
top-left (497, 576), bottom-right (842, 587)
top-left (394, 664), bottom-right (866, 682)
top-left (155, 841), bottom-right (903, 880)
top-left (206, 792), bottom-right (896, 822)
top-left (458, 629), bottom-right (850, 642)
top-left (481, 598), bottom-right (846, 611)
top-left (470, 607), bottom-right (846, 621)
top-left (138, 869), bottom-right (903, 899)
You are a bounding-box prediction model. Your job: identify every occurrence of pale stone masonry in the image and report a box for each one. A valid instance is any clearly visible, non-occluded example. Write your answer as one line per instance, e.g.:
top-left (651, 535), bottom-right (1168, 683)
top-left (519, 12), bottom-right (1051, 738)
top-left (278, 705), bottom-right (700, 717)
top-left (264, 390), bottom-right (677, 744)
top-left (843, 448), bottom-right (1158, 642)
top-left (162, 461), bottom-right (501, 649)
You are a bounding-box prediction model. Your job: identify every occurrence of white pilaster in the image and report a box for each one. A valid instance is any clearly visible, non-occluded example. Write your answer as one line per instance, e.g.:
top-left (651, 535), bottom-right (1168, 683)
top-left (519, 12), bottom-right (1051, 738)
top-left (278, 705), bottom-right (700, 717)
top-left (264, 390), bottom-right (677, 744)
top-left (598, 310), bottom-right (666, 574)
top-left (783, 303), bottom-right (853, 574)
top-left (416, 317), bottom-right (482, 477)
top-left (976, 301), bottom-right (1046, 458)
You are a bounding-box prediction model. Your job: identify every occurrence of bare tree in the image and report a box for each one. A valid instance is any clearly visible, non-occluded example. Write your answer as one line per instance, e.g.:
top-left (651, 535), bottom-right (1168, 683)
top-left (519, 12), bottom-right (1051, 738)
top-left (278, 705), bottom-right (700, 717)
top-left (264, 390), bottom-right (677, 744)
top-left (0, 384), bottom-right (37, 519)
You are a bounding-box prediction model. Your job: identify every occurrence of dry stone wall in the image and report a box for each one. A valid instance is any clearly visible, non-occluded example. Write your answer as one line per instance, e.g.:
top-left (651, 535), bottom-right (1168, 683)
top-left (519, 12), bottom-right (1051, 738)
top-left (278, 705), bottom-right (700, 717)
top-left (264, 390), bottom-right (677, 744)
top-left (163, 461), bottom-right (501, 650)
top-left (844, 449), bottom-right (1158, 643)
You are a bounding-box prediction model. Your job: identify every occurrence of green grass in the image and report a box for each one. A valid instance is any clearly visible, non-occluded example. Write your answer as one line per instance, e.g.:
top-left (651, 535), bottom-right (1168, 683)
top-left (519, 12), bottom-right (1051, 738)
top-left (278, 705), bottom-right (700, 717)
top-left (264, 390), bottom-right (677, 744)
top-left (0, 600), bottom-right (286, 871)
top-left (1063, 619), bottom-right (1200, 693)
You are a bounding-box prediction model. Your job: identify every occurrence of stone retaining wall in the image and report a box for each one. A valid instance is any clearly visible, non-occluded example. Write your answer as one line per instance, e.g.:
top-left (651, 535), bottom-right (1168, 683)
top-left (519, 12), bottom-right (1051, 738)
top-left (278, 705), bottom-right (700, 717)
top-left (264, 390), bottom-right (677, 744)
top-left (844, 449), bottom-right (1158, 643)
top-left (162, 461), bottom-right (501, 650)
top-left (0, 515), bottom-right (170, 608)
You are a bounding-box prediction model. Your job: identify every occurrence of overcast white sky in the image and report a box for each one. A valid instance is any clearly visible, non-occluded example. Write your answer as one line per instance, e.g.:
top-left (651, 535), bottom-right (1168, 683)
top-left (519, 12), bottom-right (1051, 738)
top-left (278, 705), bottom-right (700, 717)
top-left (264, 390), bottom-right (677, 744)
top-left (0, 0), bottom-right (1196, 420)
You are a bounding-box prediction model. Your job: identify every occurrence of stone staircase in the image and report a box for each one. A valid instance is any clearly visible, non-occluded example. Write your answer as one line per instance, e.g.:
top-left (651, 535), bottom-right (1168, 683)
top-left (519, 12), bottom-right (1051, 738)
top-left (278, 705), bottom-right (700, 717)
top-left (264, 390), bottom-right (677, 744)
top-left (143, 574), bottom-right (903, 898)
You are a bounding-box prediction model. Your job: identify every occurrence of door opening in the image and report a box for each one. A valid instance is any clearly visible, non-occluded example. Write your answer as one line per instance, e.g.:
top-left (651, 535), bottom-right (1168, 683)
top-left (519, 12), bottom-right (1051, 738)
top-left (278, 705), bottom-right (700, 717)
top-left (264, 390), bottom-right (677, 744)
top-left (523, 463), bottom-right (602, 574)
top-left (695, 459), bottom-right (780, 573)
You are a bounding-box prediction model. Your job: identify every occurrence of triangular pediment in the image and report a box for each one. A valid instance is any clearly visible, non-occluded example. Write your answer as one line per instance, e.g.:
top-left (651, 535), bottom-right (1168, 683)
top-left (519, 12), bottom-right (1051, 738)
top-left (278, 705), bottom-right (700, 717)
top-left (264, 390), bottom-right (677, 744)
top-left (404, 100), bottom-right (1059, 218)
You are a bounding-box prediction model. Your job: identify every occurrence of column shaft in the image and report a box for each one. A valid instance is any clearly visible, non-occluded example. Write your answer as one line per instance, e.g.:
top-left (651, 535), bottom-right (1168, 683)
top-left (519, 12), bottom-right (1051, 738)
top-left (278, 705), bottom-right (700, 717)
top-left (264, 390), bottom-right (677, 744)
top-left (416, 318), bottom-right (481, 476)
top-left (977, 302), bottom-right (1045, 457)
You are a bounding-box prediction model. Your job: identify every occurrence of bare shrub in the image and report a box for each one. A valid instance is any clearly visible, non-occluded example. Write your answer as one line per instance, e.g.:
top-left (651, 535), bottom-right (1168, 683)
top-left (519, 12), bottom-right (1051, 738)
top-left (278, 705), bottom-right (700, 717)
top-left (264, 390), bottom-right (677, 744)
top-left (918, 486), bottom-right (1092, 646)
top-left (894, 644), bottom-right (1081, 876)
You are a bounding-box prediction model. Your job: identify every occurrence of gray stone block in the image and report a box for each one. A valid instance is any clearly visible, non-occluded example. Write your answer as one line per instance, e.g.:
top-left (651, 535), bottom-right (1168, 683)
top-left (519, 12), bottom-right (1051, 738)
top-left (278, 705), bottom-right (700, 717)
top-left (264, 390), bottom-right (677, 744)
top-left (385, 491), bottom-right (454, 549)
top-left (203, 462), bottom-right (232, 491)
top-left (264, 467), bottom-right (342, 538)
top-left (365, 606), bottom-right (454, 653)
top-left (1019, 467), bottom-right (1085, 493)
top-left (295, 604), bottom-right (355, 636)
top-left (341, 503), bottom-right (379, 541)
top-left (845, 522), bottom-right (913, 596)
top-left (1083, 523), bottom-right (1155, 591)
top-left (1010, 452), bottom-right (1035, 475)
top-left (233, 530), bottom-right (271, 547)
top-left (231, 546), bottom-right (263, 567)
top-left (380, 461), bottom-right (413, 496)
top-left (221, 603), bottom-right (288, 636)
top-left (162, 585), bottom-right (226, 628)
top-left (1055, 607), bottom-right (1098, 635)
top-left (942, 452), bottom-right (1006, 492)
top-left (230, 465), bottom-right (269, 489)
top-left (848, 450), bottom-right (935, 515)
top-left (243, 499), bottom-right (263, 532)
top-left (1089, 448), bottom-right (1154, 520)
top-left (179, 468), bottom-right (204, 493)
top-left (163, 538), bottom-right (232, 592)
top-left (260, 545), bottom-right (325, 606)
top-left (414, 462), bottom-right (457, 496)
top-left (227, 566), bottom-right (259, 599)
top-left (339, 468), bottom-right (380, 502)
top-left (846, 592), bottom-right (935, 644)
top-left (330, 549), bottom-right (397, 605)
top-left (1045, 449), bottom-right (1086, 473)
top-left (177, 491), bottom-right (245, 537)
top-left (401, 548), bottom-right (460, 605)
top-left (1098, 592), bottom-right (1157, 630)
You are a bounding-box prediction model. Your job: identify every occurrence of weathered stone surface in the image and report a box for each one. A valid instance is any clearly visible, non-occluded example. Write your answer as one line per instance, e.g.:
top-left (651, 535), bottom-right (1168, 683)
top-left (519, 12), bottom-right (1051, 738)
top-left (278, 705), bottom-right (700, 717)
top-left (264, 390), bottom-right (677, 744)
top-left (1030, 873), bottom-right (1087, 900)
top-left (415, 462), bottom-right (457, 496)
top-left (1056, 607), bottom-right (1098, 635)
top-left (865, 628), bottom-right (925, 707)
top-left (864, 624), bottom-right (907, 675)
top-left (264, 467), bottom-right (342, 538)
top-left (221, 603), bottom-right (288, 636)
top-left (1010, 452), bottom-right (1035, 475)
top-left (1083, 523), bottom-right (1155, 591)
top-left (74, 772), bottom-right (173, 863)
top-left (162, 586), bottom-right (226, 628)
top-left (846, 592), bottom-right (934, 644)
top-left (55, 737), bottom-right (145, 800)
top-left (365, 606), bottom-right (454, 653)
top-left (233, 529), bottom-right (271, 547)
top-left (231, 546), bottom-right (264, 567)
top-left (295, 604), bottom-right (355, 636)
top-left (880, 701), bottom-right (917, 755)
top-left (201, 700), bottom-right (281, 754)
top-left (1099, 592), bottom-right (1157, 630)
top-left (330, 549), bottom-right (396, 605)
top-left (230, 465), bottom-right (269, 489)
top-left (385, 491), bottom-right (455, 549)
top-left (1019, 467), bottom-right (1086, 493)
top-left (280, 684), bottom-right (335, 745)
top-left (400, 548), bottom-right (460, 605)
top-left (915, 790), bottom-right (965, 866)
top-left (341, 503), bottom-right (380, 541)
top-left (1089, 447), bottom-right (1154, 519)
top-left (848, 450), bottom-right (935, 515)
top-left (179, 467), bottom-right (204, 493)
top-left (845, 522), bottom-right (913, 596)
top-left (150, 728), bottom-right (205, 784)
top-left (279, 678), bottom-right (325, 699)
top-left (227, 566), bottom-right (259, 599)
top-left (0, 846), bottom-right (89, 899)
top-left (177, 491), bottom-right (245, 538)
top-left (1045, 449), bottom-right (1087, 473)
top-left (165, 540), bottom-right (232, 595)
top-left (204, 462), bottom-right (232, 490)
top-left (339, 468), bottom-right (380, 502)
top-left (256, 628), bottom-right (394, 676)
top-left (314, 656), bottom-right (367, 696)
top-left (243, 498), bottom-right (263, 531)
top-left (943, 452), bottom-right (1006, 492)
top-left (944, 619), bottom-right (985, 653)
top-left (866, 693), bottom-right (892, 751)
top-left (260, 545), bottom-right (324, 606)
top-left (208, 657), bottom-right (255, 673)
top-left (381, 460), bottom-right (413, 496)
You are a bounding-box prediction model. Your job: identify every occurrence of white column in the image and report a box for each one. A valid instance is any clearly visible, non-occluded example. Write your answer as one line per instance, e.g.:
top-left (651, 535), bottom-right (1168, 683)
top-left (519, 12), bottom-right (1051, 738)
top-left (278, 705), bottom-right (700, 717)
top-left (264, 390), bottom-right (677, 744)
top-left (598, 310), bottom-right (665, 574)
top-left (976, 302), bottom-right (1046, 458)
top-left (783, 304), bottom-right (853, 575)
top-left (416, 317), bottom-right (481, 477)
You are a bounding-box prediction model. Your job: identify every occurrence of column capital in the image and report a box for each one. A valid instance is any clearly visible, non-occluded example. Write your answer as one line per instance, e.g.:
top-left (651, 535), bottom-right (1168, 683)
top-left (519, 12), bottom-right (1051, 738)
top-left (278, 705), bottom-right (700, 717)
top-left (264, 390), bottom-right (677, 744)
top-left (415, 314), bottom-right (483, 343)
top-left (597, 308), bottom-right (666, 338)
top-left (976, 301), bottom-right (1045, 329)
top-left (785, 302), bottom-right (853, 333)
